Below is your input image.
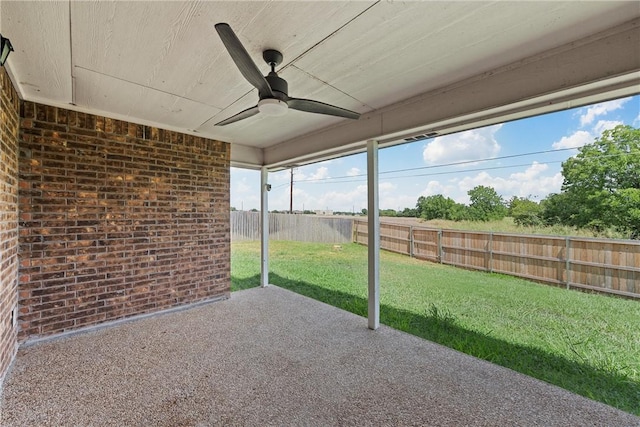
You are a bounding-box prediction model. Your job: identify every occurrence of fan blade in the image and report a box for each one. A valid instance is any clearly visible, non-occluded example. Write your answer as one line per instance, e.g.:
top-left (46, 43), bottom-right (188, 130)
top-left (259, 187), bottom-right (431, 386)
top-left (215, 23), bottom-right (274, 99)
top-left (287, 98), bottom-right (360, 119)
top-left (215, 105), bottom-right (260, 126)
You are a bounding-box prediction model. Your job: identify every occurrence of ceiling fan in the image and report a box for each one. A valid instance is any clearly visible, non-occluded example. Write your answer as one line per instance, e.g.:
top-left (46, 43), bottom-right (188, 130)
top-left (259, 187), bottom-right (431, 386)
top-left (214, 23), bottom-right (360, 126)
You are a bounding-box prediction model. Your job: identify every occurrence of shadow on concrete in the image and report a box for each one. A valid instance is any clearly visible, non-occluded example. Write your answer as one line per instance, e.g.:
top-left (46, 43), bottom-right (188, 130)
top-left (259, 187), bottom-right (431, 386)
top-left (231, 273), bottom-right (639, 415)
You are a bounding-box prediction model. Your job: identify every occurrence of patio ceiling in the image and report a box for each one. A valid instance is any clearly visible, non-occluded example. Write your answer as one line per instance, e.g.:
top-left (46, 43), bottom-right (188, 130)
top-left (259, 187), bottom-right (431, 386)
top-left (1, 1), bottom-right (639, 169)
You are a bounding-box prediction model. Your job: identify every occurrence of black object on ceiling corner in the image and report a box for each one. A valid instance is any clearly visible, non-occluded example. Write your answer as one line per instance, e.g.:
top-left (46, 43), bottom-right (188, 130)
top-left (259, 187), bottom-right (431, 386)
top-left (0, 34), bottom-right (14, 67)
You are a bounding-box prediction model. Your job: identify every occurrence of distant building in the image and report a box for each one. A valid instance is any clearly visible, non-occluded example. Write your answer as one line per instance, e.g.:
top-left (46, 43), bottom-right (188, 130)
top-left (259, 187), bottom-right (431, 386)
top-left (314, 210), bottom-right (333, 216)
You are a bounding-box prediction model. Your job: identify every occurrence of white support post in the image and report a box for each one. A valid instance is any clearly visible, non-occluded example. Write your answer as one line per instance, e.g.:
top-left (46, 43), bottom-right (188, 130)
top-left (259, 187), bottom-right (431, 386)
top-left (260, 167), bottom-right (269, 288)
top-left (367, 140), bottom-right (380, 330)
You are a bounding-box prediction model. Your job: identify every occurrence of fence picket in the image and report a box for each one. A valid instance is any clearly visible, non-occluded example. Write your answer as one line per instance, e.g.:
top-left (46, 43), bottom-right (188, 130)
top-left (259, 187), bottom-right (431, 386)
top-left (352, 219), bottom-right (639, 298)
top-left (233, 215), bottom-right (639, 298)
top-left (232, 211), bottom-right (353, 244)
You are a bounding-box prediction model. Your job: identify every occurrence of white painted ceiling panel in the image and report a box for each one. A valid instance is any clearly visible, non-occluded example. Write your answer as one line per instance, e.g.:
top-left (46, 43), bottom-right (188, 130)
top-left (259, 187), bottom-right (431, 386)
top-left (294, 1), bottom-right (640, 110)
top-left (73, 66), bottom-right (144, 117)
top-left (294, 1), bottom-right (491, 109)
top-left (71, 1), bottom-right (250, 108)
top-left (70, 1), bottom-right (373, 115)
top-left (1, 1), bottom-right (71, 102)
top-left (73, 66), bottom-right (220, 130)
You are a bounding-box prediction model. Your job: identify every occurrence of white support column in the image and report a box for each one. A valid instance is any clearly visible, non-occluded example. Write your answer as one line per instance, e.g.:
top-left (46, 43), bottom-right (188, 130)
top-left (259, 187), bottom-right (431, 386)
top-left (260, 167), bottom-right (269, 288)
top-left (367, 140), bottom-right (380, 330)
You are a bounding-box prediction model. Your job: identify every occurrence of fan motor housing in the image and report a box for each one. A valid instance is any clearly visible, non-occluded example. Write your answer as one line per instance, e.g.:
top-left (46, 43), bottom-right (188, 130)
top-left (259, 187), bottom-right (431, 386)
top-left (265, 73), bottom-right (288, 99)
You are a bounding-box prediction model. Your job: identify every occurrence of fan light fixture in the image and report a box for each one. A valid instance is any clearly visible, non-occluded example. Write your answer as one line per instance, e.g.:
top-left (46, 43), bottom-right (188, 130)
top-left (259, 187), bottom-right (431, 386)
top-left (0, 34), bottom-right (13, 66)
top-left (258, 98), bottom-right (288, 117)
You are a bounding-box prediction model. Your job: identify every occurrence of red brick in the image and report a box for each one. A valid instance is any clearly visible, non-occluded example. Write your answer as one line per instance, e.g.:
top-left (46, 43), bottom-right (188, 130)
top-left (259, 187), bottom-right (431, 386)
top-left (0, 67), bottom-right (20, 379)
top-left (15, 101), bottom-right (230, 342)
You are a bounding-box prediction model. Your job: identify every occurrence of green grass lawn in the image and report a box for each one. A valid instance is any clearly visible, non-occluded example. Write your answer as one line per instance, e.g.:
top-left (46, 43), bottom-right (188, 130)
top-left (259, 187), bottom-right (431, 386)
top-left (413, 216), bottom-right (628, 239)
top-left (231, 240), bottom-right (640, 415)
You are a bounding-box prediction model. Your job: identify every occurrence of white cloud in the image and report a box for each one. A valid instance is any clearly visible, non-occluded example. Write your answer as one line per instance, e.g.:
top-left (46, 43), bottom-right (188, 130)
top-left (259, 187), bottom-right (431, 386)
top-left (346, 167), bottom-right (362, 177)
top-left (312, 185), bottom-right (368, 212)
top-left (509, 161), bottom-right (548, 181)
top-left (276, 180), bottom-right (415, 212)
top-left (551, 130), bottom-right (592, 149)
top-left (379, 182), bottom-right (396, 192)
top-left (423, 124), bottom-right (502, 165)
top-left (458, 172), bottom-right (498, 194)
top-left (593, 120), bottom-right (622, 136)
top-left (421, 180), bottom-right (445, 196)
top-left (552, 115), bottom-right (625, 150)
top-left (358, 181), bottom-right (414, 210)
top-left (380, 193), bottom-right (419, 211)
top-left (295, 166), bottom-right (330, 182)
top-left (455, 163), bottom-right (563, 203)
top-left (579, 97), bottom-right (630, 126)
top-left (271, 170), bottom-right (291, 182)
top-left (276, 184), bottom-right (368, 212)
top-left (309, 167), bottom-right (330, 181)
top-left (230, 168), bottom-right (262, 210)
top-left (270, 161), bottom-right (565, 212)
top-left (235, 177), bottom-right (251, 193)
top-left (506, 163), bottom-right (562, 199)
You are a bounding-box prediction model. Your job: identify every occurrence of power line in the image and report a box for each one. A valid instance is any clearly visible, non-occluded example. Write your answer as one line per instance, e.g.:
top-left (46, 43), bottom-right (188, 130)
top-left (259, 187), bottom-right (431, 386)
top-left (292, 146), bottom-right (580, 183)
top-left (269, 148), bottom-right (636, 190)
top-left (288, 151), bottom-right (637, 186)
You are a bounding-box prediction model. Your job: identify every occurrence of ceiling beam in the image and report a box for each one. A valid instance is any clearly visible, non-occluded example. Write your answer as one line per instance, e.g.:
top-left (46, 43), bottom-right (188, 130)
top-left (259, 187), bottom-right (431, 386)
top-left (264, 18), bottom-right (640, 169)
top-left (230, 143), bottom-right (263, 169)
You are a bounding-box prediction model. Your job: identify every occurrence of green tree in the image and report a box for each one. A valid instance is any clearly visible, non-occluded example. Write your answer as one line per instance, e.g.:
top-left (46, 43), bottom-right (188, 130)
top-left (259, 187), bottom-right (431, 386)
top-left (509, 196), bottom-right (543, 227)
top-left (415, 196), bottom-right (426, 218)
top-left (380, 209), bottom-right (398, 217)
top-left (449, 202), bottom-right (471, 221)
top-left (559, 125), bottom-right (640, 235)
top-left (467, 185), bottom-right (507, 221)
top-left (541, 193), bottom-right (572, 226)
top-left (417, 195), bottom-right (457, 220)
top-left (397, 207), bottom-right (418, 217)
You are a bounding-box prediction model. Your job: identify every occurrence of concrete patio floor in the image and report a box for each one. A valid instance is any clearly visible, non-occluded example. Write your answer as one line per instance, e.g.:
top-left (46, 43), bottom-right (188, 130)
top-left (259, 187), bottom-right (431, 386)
top-left (1, 286), bottom-right (638, 426)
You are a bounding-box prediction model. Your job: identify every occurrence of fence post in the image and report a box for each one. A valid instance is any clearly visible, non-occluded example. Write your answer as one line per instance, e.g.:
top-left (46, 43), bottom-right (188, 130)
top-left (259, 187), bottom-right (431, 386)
top-left (565, 237), bottom-right (571, 289)
top-left (488, 232), bottom-right (493, 273)
top-left (409, 226), bottom-right (414, 258)
top-left (438, 230), bottom-right (443, 263)
top-left (352, 219), bottom-right (357, 243)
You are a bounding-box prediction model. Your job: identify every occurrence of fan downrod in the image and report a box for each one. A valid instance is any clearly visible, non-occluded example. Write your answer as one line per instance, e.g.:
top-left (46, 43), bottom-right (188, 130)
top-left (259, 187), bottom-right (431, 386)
top-left (262, 49), bottom-right (288, 98)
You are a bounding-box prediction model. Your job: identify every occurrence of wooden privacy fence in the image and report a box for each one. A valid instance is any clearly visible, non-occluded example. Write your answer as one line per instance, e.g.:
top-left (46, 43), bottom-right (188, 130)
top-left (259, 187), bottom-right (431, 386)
top-left (353, 220), bottom-right (640, 298)
top-left (232, 211), bottom-right (353, 243)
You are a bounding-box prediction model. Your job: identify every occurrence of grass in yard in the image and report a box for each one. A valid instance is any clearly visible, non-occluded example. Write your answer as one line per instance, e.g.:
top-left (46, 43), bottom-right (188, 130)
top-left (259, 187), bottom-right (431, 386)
top-left (417, 217), bottom-right (628, 239)
top-left (232, 240), bottom-right (640, 415)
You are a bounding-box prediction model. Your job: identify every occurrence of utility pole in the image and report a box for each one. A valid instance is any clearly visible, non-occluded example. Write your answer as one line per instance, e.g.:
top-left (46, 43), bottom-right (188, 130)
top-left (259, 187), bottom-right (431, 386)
top-left (289, 167), bottom-right (294, 214)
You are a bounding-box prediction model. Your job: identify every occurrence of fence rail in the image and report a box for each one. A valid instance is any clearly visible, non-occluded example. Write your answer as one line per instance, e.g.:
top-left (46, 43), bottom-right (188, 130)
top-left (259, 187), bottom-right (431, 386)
top-left (232, 211), bottom-right (353, 244)
top-left (354, 220), bottom-right (640, 298)
top-left (231, 213), bottom-right (639, 298)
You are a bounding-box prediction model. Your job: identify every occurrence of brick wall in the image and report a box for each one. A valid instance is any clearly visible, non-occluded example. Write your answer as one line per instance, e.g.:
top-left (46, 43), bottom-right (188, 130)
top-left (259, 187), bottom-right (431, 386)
top-left (0, 67), bottom-right (20, 382)
top-left (18, 102), bottom-right (230, 340)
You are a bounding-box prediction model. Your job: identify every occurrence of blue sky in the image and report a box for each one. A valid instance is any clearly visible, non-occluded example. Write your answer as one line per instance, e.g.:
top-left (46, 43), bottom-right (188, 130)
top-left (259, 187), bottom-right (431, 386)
top-left (231, 95), bottom-right (640, 212)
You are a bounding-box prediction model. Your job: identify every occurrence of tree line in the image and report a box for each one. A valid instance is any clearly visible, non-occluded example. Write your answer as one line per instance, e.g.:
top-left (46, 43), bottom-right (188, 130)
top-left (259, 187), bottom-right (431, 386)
top-left (385, 125), bottom-right (640, 238)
